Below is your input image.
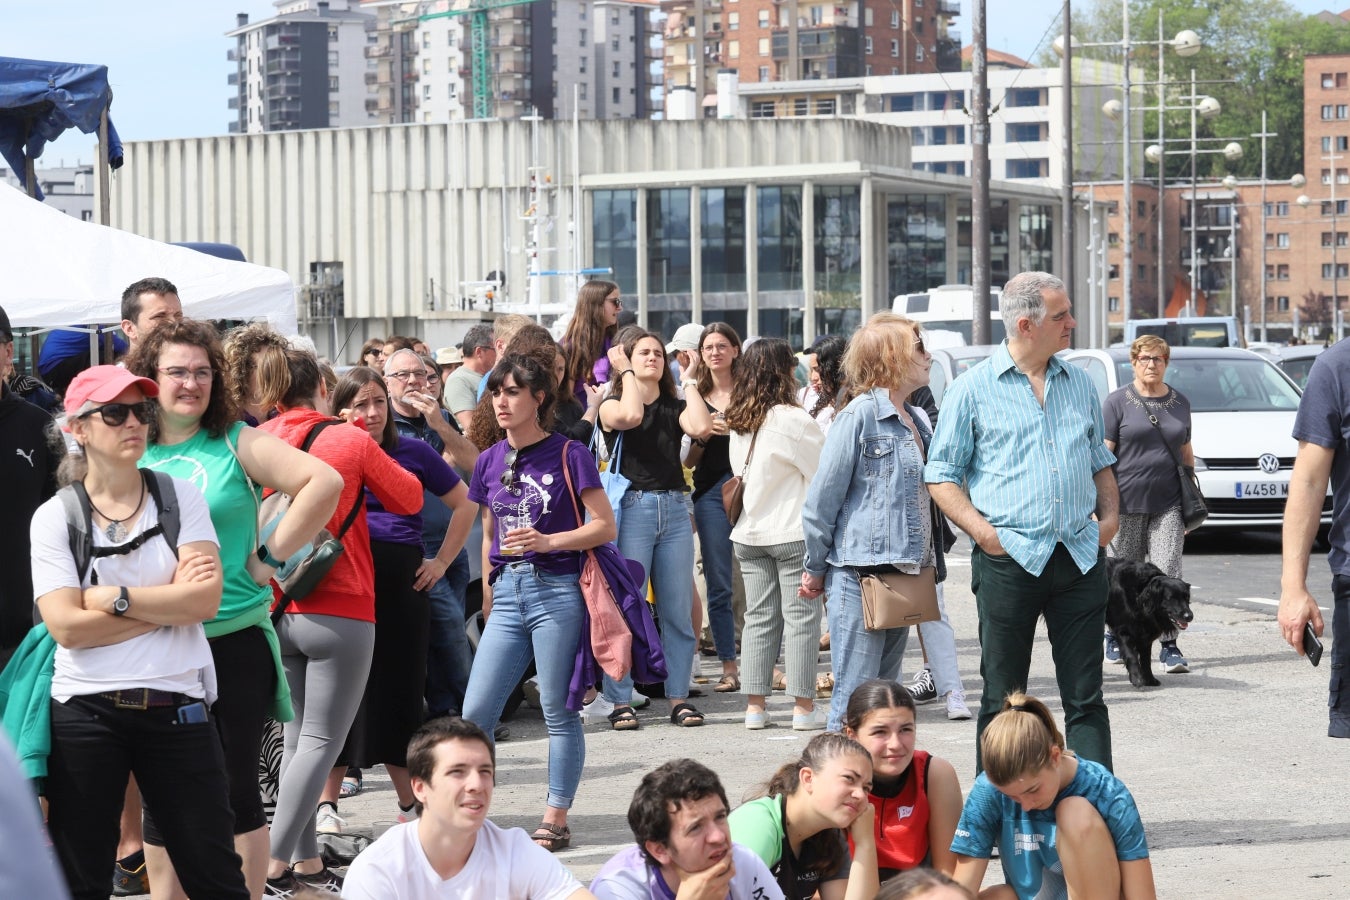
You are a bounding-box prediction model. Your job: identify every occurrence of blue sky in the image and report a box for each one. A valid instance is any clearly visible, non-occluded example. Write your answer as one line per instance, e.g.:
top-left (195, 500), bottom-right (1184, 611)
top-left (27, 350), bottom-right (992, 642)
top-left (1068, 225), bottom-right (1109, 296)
top-left (2, 0), bottom-right (1338, 164)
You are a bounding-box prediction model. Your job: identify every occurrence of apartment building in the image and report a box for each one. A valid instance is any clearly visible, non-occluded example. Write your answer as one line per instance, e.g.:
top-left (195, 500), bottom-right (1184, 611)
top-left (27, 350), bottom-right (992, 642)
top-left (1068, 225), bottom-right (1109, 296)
top-left (662, 0), bottom-right (960, 116)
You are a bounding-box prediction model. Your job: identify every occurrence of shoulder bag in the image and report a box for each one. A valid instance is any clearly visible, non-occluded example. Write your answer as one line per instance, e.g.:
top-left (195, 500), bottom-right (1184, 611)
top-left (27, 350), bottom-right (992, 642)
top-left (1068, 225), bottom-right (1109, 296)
top-left (1130, 387), bottom-right (1208, 531)
top-left (590, 426), bottom-right (632, 530)
top-left (721, 429), bottom-right (759, 525)
top-left (560, 441), bottom-right (633, 681)
top-left (859, 567), bottom-right (940, 631)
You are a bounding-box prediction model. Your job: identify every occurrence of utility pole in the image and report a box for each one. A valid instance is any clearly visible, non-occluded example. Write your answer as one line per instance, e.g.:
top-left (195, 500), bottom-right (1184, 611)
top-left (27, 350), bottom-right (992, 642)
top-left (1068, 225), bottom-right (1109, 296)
top-left (971, 0), bottom-right (991, 345)
top-left (1062, 0), bottom-right (1074, 318)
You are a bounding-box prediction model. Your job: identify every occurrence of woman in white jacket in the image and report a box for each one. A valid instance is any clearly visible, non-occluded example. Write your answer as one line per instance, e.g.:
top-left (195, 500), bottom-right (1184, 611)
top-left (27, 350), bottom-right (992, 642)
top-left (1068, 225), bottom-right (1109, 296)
top-left (725, 339), bottom-right (826, 731)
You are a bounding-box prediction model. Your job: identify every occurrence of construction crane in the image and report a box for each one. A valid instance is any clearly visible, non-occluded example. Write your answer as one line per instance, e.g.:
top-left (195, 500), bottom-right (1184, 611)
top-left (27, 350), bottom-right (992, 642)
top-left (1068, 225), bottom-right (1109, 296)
top-left (416, 0), bottom-right (540, 120)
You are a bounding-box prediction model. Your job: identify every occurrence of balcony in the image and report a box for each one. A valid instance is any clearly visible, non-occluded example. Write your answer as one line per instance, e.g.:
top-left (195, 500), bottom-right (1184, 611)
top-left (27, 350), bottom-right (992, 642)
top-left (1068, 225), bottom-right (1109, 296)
top-left (227, 96), bottom-right (240, 110)
top-left (227, 72), bottom-right (239, 86)
top-left (227, 48), bottom-right (238, 61)
top-left (937, 0), bottom-right (960, 15)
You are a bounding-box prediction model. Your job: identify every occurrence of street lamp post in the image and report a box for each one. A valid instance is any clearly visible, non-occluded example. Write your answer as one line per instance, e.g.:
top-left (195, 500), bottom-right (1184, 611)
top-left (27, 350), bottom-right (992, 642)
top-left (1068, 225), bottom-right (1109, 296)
top-left (1055, 19), bottom-right (1201, 329)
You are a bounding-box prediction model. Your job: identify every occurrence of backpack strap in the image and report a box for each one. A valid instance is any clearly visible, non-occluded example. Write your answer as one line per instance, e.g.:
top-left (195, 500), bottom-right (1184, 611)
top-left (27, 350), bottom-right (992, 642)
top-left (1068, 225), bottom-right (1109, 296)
top-left (59, 483), bottom-right (94, 585)
top-left (299, 419), bottom-right (363, 539)
top-left (61, 469), bottom-right (181, 585)
top-left (142, 470), bottom-right (181, 558)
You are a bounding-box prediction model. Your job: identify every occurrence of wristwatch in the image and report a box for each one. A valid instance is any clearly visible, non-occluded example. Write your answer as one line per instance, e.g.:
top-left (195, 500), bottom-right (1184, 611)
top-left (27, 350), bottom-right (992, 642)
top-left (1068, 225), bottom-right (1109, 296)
top-left (112, 587), bottom-right (130, 617)
top-left (257, 544), bottom-right (285, 568)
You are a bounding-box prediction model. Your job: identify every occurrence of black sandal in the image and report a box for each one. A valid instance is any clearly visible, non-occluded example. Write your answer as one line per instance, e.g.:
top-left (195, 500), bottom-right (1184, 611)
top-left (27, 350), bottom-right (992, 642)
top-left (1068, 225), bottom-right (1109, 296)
top-left (608, 706), bottom-right (640, 731)
top-left (531, 822), bottom-right (571, 852)
top-left (670, 702), bottom-right (705, 727)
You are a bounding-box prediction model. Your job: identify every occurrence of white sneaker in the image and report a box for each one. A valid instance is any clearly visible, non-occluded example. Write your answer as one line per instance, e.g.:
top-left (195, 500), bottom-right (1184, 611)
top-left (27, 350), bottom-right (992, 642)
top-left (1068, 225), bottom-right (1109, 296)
top-left (691, 650), bottom-right (702, 690)
top-left (522, 676), bottom-right (541, 708)
top-left (315, 803), bottom-right (345, 834)
top-left (945, 690), bottom-right (972, 721)
top-left (581, 693), bottom-right (615, 724)
top-left (630, 689), bottom-right (650, 710)
top-left (396, 804), bottom-right (419, 824)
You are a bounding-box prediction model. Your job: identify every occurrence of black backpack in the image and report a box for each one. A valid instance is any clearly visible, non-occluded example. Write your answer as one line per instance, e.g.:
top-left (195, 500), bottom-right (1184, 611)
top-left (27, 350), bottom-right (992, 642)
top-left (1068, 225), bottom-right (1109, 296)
top-left (59, 469), bottom-right (182, 584)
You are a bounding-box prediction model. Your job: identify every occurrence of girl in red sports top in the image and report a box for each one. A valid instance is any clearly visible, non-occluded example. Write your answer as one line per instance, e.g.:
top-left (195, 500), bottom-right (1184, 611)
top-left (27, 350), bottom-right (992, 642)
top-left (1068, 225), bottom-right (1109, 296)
top-left (844, 679), bottom-right (964, 880)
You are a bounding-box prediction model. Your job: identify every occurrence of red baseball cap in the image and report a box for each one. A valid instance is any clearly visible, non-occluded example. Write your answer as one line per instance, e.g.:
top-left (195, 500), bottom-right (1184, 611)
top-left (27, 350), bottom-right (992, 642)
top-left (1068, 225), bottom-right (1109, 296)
top-left (64, 365), bottom-right (160, 418)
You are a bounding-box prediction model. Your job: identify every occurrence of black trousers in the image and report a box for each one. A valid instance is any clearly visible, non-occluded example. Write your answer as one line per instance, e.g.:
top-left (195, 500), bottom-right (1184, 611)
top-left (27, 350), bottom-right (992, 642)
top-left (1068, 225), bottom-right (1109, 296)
top-left (46, 694), bottom-right (249, 900)
top-left (1330, 575), bottom-right (1350, 739)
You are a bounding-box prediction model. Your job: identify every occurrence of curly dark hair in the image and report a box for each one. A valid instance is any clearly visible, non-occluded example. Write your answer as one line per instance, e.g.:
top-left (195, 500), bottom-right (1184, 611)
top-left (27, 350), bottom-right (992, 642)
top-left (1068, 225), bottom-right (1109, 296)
top-left (124, 318), bottom-right (237, 439)
top-left (466, 330), bottom-right (560, 450)
top-left (627, 759), bottom-right (729, 868)
top-left (808, 334), bottom-right (847, 420)
top-left (724, 338), bottom-right (798, 435)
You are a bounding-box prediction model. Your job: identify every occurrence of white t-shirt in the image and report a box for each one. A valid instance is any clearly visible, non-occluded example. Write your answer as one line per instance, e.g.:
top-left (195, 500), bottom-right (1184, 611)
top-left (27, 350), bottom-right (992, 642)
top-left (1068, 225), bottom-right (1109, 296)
top-left (343, 819), bottom-right (584, 900)
top-left (589, 844), bottom-right (785, 900)
top-left (29, 476), bottom-right (220, 703)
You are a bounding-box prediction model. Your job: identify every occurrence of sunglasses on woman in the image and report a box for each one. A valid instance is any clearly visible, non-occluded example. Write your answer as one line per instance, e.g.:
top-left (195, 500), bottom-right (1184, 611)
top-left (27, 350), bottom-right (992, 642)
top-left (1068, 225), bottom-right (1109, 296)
top-left (78, 400), bottom-right (158, 427)
top-left (500, 447), bottom-right (520, 492)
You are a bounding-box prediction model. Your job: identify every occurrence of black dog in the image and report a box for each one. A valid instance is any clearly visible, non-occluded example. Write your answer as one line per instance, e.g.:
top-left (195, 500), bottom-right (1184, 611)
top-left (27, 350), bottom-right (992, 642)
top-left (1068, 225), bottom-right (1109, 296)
top-left (1104, 558), bottom-right (1194, 688)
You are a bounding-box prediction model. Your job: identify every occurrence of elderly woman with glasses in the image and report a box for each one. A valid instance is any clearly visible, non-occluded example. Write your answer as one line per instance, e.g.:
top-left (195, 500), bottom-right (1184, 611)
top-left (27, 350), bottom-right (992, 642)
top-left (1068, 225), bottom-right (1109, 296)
top-left (326, 367), bottom-right (475, 825)
top-left (461, 353), bottom-right (616, 852)
top-left (1102, 335), bottom-right (1195, 674)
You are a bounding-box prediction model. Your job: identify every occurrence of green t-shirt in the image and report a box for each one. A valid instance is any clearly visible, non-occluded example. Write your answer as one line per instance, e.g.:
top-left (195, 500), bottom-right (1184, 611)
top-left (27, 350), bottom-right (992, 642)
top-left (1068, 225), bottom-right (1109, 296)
top-left (141, 420), bottom-right (292, 721)
top-left (729, 795), bottom-right (849, 900)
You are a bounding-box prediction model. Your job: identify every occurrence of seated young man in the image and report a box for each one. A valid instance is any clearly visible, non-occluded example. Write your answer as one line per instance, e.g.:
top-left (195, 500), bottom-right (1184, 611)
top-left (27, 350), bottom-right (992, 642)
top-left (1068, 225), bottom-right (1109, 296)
top-left (343, 718), bottom-right (595, 900)
top-left (591, 759), bottom-right (785, 900)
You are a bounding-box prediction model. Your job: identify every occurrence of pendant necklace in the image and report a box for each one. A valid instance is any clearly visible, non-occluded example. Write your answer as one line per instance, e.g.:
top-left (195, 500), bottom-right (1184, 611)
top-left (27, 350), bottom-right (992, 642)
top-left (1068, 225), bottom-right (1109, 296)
top-left (87, 478), bottom-right (146, 542)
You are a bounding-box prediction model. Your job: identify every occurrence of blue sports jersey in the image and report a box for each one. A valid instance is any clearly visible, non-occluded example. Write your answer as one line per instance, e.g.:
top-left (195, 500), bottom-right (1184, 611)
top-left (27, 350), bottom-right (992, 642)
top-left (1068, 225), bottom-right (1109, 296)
top-left (950, 757), bottom-right (1148, 900)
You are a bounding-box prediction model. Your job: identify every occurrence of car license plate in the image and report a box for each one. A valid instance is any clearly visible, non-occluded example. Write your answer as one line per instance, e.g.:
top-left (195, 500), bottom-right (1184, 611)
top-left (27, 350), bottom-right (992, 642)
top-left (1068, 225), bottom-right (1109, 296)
top-left (1235, 482), bottom-right (1289, 499)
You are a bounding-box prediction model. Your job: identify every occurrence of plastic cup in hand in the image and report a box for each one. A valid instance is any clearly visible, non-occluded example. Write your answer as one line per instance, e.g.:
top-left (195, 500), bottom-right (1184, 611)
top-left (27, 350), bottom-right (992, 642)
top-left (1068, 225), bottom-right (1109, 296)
top-left (498, 511), bottom-right (530, 556)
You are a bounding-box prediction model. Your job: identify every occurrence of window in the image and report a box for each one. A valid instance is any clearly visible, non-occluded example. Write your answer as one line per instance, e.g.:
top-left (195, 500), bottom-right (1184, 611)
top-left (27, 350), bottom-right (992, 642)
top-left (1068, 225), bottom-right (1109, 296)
top-left (891, 9), bottom-right (900, 27)
top-left (1339, 104), bottom-right (1348, 119)
top-left (613, 87), bottom-right (621, 103)
top-left (916, 45), bottom-right (924, 62)
top-left (1266, 264), bottom-right (1276, 280)
top-left (1138, 264), bottom-right (1146, 280)
top-left (890, 39), bottom-right (899, 57)
top-left (1277, 296), bottom-right (1290, 311)
top-left (816, 98), bottom-right (835, 115)
top-left (1324, 73), bottom-right (1335, 89)
top-left (1278, 264), bottom-right (1290, 280)
top-left (423, 84), bottom-right (431, 100)
top-left (1324, 137), bottom-right (1333, 152)
top-left (580, 28), bottom-right (586, 46)
top-left (1275, 233), bottom-right (1290, 248)
top-left (793, 98), bottom-right (809, 116)
top-left (759, 9), bottom-right (770, 27)
top-left (579, 56), bottom-right (586, 72)
top-left (1005, 122), bottom-right (1041, 142)
top-left (864, 36), bottom-right (872, 55)
top-left (1108, 232), bottom-right (1119, 246)
top-left (1323, 232), bottom-right (1334, 247)
top-left (579, 83), bottom-right (587, 99)
top-left (701, 187), bottom-right (747, 292)
top-left (613, 61), bottom-right (621, 76)
top-left (1006, 158), bottom-right (1046, 179)
top-left (1340, 136), bottom-right (1350, 151)
top-left (1109, 264), bottom-right (1120, 279)
top-left (1108, 296), bottom-right (1120, 312)
top-left (810, 5), bottom-right (823, 25)
top-left (728, 11), bottom-right (739, 30)
top-left (1107, 201), bottom-right (1120, 215)
top-left (759, 37), bottom-right (770, 56)
top-left (1323, 105), bottom-right (1334, 120)
top-left (758, 65), bottom-right (770, 80)
top-left (1322, 200), bottom-right (1350, 215)
top-left (1340, 73), bottom-right (1349, 88)
top-left (728, 40), bottom-right (739, 59)
top-left (1007, 88), bottom-right (1043, 108)
top-left (328, 50), bottom-right (339, 67)
top-left (329, 75), bottom-right (340, 90)
top-left (931, 126), bottom-right (947, 145)
top-left (328, 100), bottom-right (339, 117)
top-left (1137, 200), bottom-right (1146, 217)
top-left (913, 17), bottom-right (924, 35)
top-left (750, 100), bottom-right (775, 117)
top-left (612, 37), bottom-right (619, 50)
top-left (1322, 263), bottom-right (1350, 278)
top-left (328, 25), bottom-right (338, 42)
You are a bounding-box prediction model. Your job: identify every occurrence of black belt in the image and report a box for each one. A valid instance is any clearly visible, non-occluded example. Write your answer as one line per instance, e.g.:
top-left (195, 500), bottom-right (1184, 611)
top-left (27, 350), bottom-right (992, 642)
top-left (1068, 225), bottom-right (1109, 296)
top-left (93, 689), bottom-right (195, 710)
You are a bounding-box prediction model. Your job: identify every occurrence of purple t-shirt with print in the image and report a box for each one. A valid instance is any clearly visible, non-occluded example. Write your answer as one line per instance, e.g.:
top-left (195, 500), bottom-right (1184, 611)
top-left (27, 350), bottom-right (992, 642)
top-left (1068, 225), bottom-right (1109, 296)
top-left (367, 436), bottom-right (462, 546)
top-left (468, 432), bottom-right (602, 580)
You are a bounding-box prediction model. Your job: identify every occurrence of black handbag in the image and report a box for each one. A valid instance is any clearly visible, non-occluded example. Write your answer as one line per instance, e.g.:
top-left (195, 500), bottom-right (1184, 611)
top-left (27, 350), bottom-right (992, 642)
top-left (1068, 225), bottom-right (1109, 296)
top-left (1132, 387), bottom-right (1208, 531)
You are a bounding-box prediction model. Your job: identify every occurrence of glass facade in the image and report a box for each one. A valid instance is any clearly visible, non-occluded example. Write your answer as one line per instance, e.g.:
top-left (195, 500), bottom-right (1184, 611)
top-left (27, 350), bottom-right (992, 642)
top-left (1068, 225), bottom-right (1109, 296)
top-left (700, 187), bottom-right (746, 292)
top-left (814, 185), bottom-right (862, 336)
top-left (647, 188), bottom-right (691, 294)
top-left (757, 186), bottom-right (803, 291)
top-left (955, 198), bottom-right (1009, 286)
top-left (887, 194), bottom-right (947, 298)
top-left (1019, 205), bottom-right (1054, 275)
top-left (591, 189), bottom-right (638, 293)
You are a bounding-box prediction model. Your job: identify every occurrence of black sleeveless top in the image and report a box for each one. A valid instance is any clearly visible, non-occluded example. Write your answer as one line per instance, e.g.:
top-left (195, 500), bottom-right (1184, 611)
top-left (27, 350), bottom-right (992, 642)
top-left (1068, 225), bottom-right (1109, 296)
top-left (604, 393), bottom-right (688, 492)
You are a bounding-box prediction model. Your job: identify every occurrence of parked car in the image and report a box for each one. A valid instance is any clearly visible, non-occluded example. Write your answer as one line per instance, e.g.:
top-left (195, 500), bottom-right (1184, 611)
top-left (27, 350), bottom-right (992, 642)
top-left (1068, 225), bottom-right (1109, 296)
top-left (928, 345), bottom-right (999, 408)
top-left (1061, 346), bottom-right (1332, 531)
top-left (1276, 344), bottom-right (1326, 389)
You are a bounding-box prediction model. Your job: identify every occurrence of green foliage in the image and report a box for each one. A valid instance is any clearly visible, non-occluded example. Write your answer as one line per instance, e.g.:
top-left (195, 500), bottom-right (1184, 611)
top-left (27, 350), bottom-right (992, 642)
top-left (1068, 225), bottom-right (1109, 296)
top-left (1072, 0), bottom-right (1350, 180)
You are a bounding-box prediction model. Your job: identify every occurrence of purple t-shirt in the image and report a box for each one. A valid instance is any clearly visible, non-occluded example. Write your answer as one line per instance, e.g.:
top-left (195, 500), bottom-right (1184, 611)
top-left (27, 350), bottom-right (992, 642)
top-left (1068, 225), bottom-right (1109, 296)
top-left (367, 436), bottom-right (462, 546)
top-left (468, 432), bottom-right (602, 580)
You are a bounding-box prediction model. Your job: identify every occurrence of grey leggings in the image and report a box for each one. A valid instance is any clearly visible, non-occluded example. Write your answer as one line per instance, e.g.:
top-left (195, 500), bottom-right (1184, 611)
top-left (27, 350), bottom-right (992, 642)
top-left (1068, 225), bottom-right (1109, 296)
top-left (269, 613), bottom-right (375, 864)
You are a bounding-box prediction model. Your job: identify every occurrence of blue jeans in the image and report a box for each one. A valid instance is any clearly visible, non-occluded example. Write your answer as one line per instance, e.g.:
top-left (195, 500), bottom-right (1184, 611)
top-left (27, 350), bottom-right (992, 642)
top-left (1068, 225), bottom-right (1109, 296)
top-left (693, 474), bottom-right (738, 661)
top-left (425, 546), bottom-right (473, 717)
top-left (604, 490), bottom-right (696, 704)
top-left (826, 565), bottom-right (910, 731)
top-left (462, 563), bottom-right (586, 809)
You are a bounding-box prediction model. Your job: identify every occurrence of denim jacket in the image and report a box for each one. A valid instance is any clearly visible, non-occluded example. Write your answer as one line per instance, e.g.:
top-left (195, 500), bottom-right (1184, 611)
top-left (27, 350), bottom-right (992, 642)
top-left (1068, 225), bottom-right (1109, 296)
top-left (802, 388), bottom-right (946, 582)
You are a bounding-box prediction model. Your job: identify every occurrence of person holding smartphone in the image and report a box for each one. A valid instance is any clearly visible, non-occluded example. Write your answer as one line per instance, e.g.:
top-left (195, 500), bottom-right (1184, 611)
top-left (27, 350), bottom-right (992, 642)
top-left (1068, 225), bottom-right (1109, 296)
top-left (29, 366), bottom-right (250, 900)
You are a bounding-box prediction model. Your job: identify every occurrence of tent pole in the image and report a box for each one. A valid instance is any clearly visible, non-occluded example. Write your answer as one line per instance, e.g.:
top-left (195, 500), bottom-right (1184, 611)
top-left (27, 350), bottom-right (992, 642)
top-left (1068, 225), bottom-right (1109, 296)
top-left (22, 120), bottom-right (37, 200)
top-left (98, 108), bottom-right (111, 226)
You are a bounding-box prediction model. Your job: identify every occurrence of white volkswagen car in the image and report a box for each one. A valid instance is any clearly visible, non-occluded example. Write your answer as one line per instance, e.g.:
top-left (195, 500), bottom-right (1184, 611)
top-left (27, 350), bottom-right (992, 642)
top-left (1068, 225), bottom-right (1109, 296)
top-left (1061, 346), bottom-right (1331, 531)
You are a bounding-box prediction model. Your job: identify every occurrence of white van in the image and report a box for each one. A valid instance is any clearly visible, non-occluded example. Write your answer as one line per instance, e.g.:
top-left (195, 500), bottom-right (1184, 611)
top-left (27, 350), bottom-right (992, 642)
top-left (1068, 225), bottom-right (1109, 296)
top-left (1124, 316), bottom-right (1241, 348)
top-left (891, 284), bottom-right (1005, 348)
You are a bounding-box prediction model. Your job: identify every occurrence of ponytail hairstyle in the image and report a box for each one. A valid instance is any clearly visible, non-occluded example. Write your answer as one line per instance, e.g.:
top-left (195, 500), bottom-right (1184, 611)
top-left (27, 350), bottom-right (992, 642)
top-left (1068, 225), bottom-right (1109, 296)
top-left (842, 678), bottom-right (916, 736)
top-left (277, 348), bottom-right (325, 410)
top-left (222, 322), bottom-right (292, 416)
top-left (760, 732), bottom-right (872, 880)
top-left (809, 334), bottom-right (847, 420)
top-left (979, 693), bottom-right (1066, 788)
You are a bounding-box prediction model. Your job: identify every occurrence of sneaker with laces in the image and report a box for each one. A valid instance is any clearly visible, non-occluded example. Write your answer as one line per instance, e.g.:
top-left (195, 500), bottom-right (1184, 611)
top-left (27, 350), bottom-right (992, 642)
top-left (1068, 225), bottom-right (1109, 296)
top-left (945, 690), bottom-right (972, 720)
top-left (294, 866), bottom-right (344, 894)
top-left (1159, 642), bottom-right (1189, 674)
top-left (264, 869), bottom-right (299, 897)
top-left (1104, 632), bottom-right (1122, 664)
top-left (111, 851), bottom-right (149, 897)
top-left (581, 693), bottom-right (615, 724)
top-left (907, 667), bottom-right (937, 705)
top-left (315, 802), bottom-right (345, 835)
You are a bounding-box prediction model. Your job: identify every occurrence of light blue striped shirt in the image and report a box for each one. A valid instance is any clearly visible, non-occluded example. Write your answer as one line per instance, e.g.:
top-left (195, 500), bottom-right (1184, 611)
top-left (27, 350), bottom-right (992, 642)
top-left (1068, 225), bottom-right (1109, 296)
top-left (924, 342), bottom-right (1115, 576)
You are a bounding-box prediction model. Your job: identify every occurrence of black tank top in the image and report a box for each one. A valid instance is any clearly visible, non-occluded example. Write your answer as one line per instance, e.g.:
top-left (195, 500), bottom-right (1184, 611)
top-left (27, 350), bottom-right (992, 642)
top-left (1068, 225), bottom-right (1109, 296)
top-left (604, 393), bottom-right (688, 492)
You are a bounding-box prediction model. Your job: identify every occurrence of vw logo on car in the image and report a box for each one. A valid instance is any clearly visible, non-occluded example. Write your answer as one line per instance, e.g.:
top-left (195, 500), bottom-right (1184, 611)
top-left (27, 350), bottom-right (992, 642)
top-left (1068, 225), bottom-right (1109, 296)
top-left (1258, 453), bottom-right (1281, 475)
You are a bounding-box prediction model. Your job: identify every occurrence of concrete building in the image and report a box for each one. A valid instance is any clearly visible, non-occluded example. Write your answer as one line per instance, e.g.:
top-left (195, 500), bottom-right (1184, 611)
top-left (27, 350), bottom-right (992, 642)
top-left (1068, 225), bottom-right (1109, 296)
top-left (662, 0), bottom-right (961, 117)
top-left (228, 0), bottom-right (376, 134)
top-left (0, 165), bottom-right (95, 220)
top-left (103, 118), bottom-right (1091, 360)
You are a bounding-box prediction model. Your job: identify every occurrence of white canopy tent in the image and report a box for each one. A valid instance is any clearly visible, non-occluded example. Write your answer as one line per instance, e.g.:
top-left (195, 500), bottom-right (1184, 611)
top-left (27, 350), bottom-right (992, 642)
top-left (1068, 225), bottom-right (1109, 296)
top-left (0, 181), bottom-right (297, 333)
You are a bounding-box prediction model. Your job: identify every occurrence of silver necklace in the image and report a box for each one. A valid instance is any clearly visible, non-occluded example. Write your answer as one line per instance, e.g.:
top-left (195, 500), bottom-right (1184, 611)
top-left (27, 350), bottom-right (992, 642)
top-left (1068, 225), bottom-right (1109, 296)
top-left (86, 477), bottom-right (146, 542)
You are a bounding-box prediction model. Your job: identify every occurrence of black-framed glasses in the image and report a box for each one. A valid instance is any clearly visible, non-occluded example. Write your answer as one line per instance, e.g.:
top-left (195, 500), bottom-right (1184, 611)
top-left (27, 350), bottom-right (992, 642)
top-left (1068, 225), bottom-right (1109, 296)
top-left (387, 369), bottom-right (429, 382)
top-left (500, 447), bottom-right (520, 492)
top-left (78, 400), bottom-right (157, 427)
top-left (158, 366), bottom-right (214, 384)
top-left (1134, 355), bottom-right (1167, 367)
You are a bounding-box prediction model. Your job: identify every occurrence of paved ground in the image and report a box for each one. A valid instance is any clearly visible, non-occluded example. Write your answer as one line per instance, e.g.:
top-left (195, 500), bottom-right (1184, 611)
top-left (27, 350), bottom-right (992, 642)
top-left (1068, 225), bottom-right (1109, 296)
top-left (321, 541), bottom-right (1350, 898)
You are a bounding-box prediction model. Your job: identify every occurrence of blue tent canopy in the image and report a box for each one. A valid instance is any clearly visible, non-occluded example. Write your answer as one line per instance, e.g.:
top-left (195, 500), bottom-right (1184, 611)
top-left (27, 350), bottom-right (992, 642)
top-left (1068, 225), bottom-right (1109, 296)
top-left (0, 56), bottom-right (124, 200)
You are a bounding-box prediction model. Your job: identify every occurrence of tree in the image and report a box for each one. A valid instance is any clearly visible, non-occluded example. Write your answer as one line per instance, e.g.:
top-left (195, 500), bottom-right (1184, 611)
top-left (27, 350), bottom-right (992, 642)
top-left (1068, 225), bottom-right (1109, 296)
top-left (1298, 288), bottom-right (1332, 335)
top-left (1071, 0), bottom-right (1350, 181)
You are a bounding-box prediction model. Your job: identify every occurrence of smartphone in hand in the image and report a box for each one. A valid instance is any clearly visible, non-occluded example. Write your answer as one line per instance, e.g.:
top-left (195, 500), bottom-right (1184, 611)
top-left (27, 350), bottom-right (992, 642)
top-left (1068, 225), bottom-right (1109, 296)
top-left (1303, 622), bottom-right (1324, 667)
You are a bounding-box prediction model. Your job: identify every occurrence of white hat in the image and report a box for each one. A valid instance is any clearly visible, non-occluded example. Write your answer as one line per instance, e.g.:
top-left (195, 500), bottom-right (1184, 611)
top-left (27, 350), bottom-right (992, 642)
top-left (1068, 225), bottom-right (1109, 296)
top-left (666, 322), bottom-right (704, 354)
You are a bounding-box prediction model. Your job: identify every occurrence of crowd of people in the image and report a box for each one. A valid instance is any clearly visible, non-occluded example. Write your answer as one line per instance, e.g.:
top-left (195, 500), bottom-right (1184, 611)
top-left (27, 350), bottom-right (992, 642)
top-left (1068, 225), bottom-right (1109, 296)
top-left (0, 268), bottom-right (1215, 899)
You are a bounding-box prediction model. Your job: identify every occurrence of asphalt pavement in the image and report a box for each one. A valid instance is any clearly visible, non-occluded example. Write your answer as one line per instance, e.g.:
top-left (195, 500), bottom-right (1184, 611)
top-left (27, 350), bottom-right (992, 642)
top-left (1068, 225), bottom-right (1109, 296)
top-left (279, 534), bottom-right (1350, 897)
